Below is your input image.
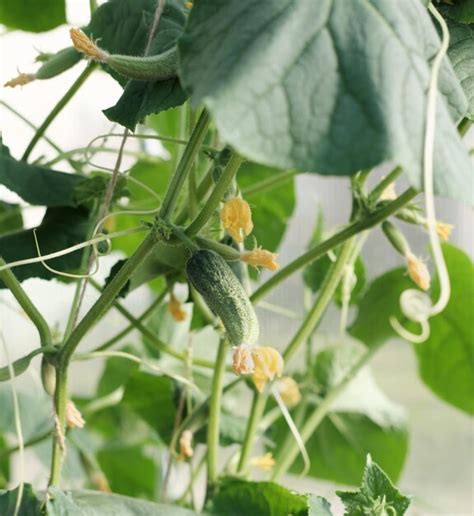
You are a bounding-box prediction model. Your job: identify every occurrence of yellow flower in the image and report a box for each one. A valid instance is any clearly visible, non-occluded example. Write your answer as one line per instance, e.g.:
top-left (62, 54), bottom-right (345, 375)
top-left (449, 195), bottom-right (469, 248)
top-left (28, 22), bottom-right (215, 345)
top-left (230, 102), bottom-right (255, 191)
top-left (178, 430), bottom-right (194, 460)
top-left (185, 1), bottom-right (193, 8)
top-left (406, 252), bottom-right (431, 291)
top-left (70, 28), bottom-right (109, 61)
top-left (251, 346), bottom-right (284, 392)
top-left (250, 452), bottom-right (275, 471)
top-left (241, 248), bottom-right (279, 271)
top-left (232, 344), bottom-right (255, 375)
top-left (168, 293), bottom-right (187, 322)
top-left (435, 222), bottom-right (454, 241)
top-left (220, 198), bottom-right (253, 243)
top-left (66, 400), bottom-right (85, 429)
top-left (277, 377), bottom-right (301, 407)
top-left (4, 73), bottom-right (36, 88)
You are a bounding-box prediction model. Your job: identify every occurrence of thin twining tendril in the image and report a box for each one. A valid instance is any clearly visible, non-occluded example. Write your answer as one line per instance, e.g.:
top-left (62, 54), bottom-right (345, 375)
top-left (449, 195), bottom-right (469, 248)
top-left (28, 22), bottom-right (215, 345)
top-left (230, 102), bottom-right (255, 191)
top-left (390, 2), bottom-right (451, 344)
top-left (271, 384), bottom-right (310, 476)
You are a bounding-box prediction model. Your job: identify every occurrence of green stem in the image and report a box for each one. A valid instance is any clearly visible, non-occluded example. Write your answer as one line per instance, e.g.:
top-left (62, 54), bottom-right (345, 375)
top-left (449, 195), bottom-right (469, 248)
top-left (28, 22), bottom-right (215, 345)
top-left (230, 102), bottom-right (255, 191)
top-left (251, 187), bottom-right (418, 304)
top-left (175, 164), bottom-right (214, 225)
top-left (237, 390), bottom-right (267, 473)
top-left (242, 170), bottom-right (299, 198)
top-left (159, 110), bottom-right (211, 220)
top-left (186, 153), bottom-right (244, 237)
top-left (49, 367), bottom-right (68, 486)
top-left (0, 258), bottom-right (52, 348)
top-left (368, 166), bottom-right (402, 204)
top-left (272, 341), bottom-right (382, 480)
top-left (458, 117), bottom-right (472, 136)
top-left (207, 338), bottom-right (228, 490)
top-left (283, 239), bottom-right (354, 363)
top-left (22, 64), bottom-right (96, 162)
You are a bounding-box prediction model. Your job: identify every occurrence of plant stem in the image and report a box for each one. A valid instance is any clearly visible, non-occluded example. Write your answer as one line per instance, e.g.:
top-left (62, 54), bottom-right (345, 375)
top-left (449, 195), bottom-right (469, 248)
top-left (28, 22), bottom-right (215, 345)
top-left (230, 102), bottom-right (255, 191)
top-left (159, 110), bottom-right (211, 220)
top-left (206, 338), bottom-right (228, 491)
top-left (242, 170), bottom-right (299, 198)
top-left (367, 166), bottom-right (402, 203)
top-left (22, 64), bottom-right (96, 162)
top-left (186, 152), bottom-right (244, 237)
top-left (283, 239), bottom-right (354, 363)
top-left (0, 258), bottom-right (52, 348)
top-left (49, 366), bottom-right (68, 486)
top-left (237, 390), bottom-right (267, 473)
top-left (271, 341), bottom-right (383, 480)
top-left (251, 187), bottom-right (418, 304)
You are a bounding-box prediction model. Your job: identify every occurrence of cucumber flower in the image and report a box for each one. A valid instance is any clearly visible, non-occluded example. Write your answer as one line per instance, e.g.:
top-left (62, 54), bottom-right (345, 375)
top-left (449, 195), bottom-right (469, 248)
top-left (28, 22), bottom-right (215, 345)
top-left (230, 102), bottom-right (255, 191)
top-left (406, 252), bottom-right (431, 291)
top-left (168, 293), bottom-right (187, 322)
top-left (220, 197), bottom-right (253, 243)
top-left (277, 377), bottom-right (301, 407)
top-left (4, 73), bottom-right (35, 88)
top-left (232, 344), bottom-right (255, 375)
top-left (178, 430), bottom-right (194, 460)
top-left (250, 452), bottom-right (275, 471)
top-left (434, 222), bottom-right (454, 241)
top-left (241, 248), bottom-right (279, 271)
top-left (251, 346), bottom-right (284, 392)
top-left (66, 400), bottom-right (85, 429)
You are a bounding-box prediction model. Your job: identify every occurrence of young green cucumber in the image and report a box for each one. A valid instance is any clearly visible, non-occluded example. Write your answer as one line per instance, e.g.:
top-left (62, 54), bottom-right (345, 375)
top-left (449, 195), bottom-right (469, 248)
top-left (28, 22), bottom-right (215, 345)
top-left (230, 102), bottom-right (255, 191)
top-left (36, 47), bottom-right (82, 80)
top-left (186, 249), bottom-right (259, 345)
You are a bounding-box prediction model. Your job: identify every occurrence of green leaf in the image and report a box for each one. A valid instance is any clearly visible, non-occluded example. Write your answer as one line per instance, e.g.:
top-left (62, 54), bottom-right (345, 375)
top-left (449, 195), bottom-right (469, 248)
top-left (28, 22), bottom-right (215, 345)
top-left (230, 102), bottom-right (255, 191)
top-left (0, 0), bottom-right (66, 32)
top-left (96, 347), bottom-right (139, 397)
top-left (336, 455), bottom-right (411, 516)
top-left (73, 174), bottom-right (129, 209)
top-left (447, 21), bottom-right (474, 120)
top-left (122, 371), bottom-right (177, 444)
top-left (270, 338), bottom-right (408, 485)
top-left (0, 348), bottom-right (55, 382)
top-left (0, 436), bottom-right (10, 488)
top-left (97, 444), bottom-right (159, 499)
top-left (85, 0), bottom-right (187, 129)
top-left (210, 479), bottom-right (308, 516)
top-left (0, 207), bottom-right (90, 288)
top-left (307, 495), bottom-right (333, 516)
top-left (351, 244), bottom-right (474, 414)
top-left (0, 143), bottom-right (83, 207)
top-left (238, 162), bottom-right (296, 253)
top-left (179, 0), bottom-right (472, 204)
top-left (0, 201), bottom-right (23, 236)
top-left (0, 484), bottom-right (42, 516)
top-left (440, 0), bottom-right (474, 24)
top-left (46, 488), bottom-right (198, 515)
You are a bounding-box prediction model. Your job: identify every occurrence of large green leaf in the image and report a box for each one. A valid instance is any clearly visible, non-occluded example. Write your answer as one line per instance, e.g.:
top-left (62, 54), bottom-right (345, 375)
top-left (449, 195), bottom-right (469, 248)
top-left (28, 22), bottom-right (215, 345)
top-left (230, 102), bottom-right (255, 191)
top-left (46, 488), bottom-right (198, 515)
top-left (440, 0), bottom-right (474, 24)
top-left (0, 484), bottom-right (42, 516)
top-left (0, 201), bottom-right (22, 236)
top-left (96, 347), bottom-right (139, 397)
top-left (84, 0), bottom-right (187, 129)
top-left (210, 479), bottom-right (308, 516)
top-left (179, 0), bottom-right (473, 204)
top-left (0, 207), bottom-right (90, 288)
top-left (270, 338), bottom-right (408, 486)
top-left (238, 162), bottom-right (296, 253)
top-left (336, 455), bottom-right (411, 516)
top-left (0, 0), bottom-right (66, 32)
top-left (97, 444), bottom-right (159, 499)
top-left (351, 244), bottom-right (474, 414)
top-left (447, 21), bottom-right (474, 120)
top-left (0, 143), bottom-right (83, 208)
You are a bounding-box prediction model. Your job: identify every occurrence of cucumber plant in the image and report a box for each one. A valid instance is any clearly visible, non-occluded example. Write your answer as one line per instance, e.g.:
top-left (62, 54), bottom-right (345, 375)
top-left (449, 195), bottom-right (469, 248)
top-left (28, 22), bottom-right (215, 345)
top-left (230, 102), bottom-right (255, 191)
top-left (0, 0), bottom-right (473, 515)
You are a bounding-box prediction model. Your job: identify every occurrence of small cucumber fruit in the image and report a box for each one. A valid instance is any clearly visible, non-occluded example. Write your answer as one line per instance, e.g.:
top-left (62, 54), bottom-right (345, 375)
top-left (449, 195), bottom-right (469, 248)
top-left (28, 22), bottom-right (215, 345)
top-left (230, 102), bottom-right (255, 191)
top-left (36, 47), bottom-right (82, 80)
top-left (186, 249), bottom-right (259, 345)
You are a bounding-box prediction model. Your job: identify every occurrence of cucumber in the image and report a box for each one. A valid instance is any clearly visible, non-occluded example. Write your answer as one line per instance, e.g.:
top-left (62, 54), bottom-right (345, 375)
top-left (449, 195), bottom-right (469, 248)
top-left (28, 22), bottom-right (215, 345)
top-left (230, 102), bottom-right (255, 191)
top-left (186, 249), bottom-right (259, 345)
top-left (36, 47), bottom-right (82, 80)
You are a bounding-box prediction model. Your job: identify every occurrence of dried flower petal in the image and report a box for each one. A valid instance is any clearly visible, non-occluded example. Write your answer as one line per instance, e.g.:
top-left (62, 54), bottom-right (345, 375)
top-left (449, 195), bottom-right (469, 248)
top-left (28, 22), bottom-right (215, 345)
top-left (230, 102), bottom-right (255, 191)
top-left (250, 452), bottom-right (275, 471)
top-left (70, 28), bottom-right (109, 61)
top-left (251, 346), bottom-right (284, 392)
top-left (277, 377), bottom-right (301, 407)
top-left (406, 252), bottom-right (431, 291)
top-left (168, 293), bottom-right (187, 322)
top-left (178, 430), bottom-right (194, 460)
top-left (435, 222), bottom-right (454, 241)
top-left (66, 400), bottom-right (85, 429)
top-left (220, 198), bottom-right (253, 243)
top-left (232, 344), bottom-right (255, 375)
top-left (241, 248), bottom-right (279, 271)
top-left (4, 73), bottom-right (36, 88)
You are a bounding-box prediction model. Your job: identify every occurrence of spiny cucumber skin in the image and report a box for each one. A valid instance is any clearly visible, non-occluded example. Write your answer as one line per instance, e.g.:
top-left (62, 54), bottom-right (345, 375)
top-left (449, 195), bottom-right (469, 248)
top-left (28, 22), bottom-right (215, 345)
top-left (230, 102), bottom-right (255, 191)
top-left (36, 47), bottom-right (82, 80)
top-left (107, 46), bottom-right (178, 82)
top-left (186, 250), bottom-right (259, 346)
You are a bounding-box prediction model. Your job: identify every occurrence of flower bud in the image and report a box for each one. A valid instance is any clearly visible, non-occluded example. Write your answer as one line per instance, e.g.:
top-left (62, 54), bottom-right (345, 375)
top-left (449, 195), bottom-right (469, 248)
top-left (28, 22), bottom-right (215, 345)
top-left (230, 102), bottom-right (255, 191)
top-left (232, 344), bottom-right (255, 375)
top-left (168, 293), bottom-right (187, 322)
top-left (66, 400), bottom-right (85, 429)
top-left (250, 452), bottom-right (275, 471)
top-left (406, 252), bottom-right (431, 291)
top-left (241, 248), bottom-right (279, 271)
top-left (277, 377), bottom-right (301, 407)
top-left (220, 198), bottom-right (253, 243)
top-left (251, 346), bottom-right (284, 392)
top-left (435, 222), bottom-right (454, 241)
top-left (178, 430), bottom-right (194, 460)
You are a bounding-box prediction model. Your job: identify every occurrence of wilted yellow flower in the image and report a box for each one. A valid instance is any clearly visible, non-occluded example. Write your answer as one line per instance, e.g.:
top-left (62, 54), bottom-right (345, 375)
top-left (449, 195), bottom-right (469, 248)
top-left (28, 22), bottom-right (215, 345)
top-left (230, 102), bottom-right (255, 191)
top-left (434, 222), bottom-right (454, 241)
top-left (66, 400), bottom-right (85, 429)
top-left (241, 248), bottom-right (279, 271)
top-left (168, 293), bottom-right (187, 322)
top-left (220, 197), bottom-right (253, 243)
top-left (185, 1), bottom-right (193, 8)
top-left (70, 28), bottom-right (109, 61)
top-left (178, 430), bottom-right (194, 460)
top-left (277, 377), bottom-right (301, 407)
top-left (251, 346), bottom-right (284, 392)
top-left (379, 182), bottom-right (397, 201)
top-left (406, 252), bottom-right (431, 291)
top-left (4, 73), bottom-right (36, 88)
top-left (250, 452), bottom-right (275, 471)
top-left (232, 344), bottom-right (255, 375)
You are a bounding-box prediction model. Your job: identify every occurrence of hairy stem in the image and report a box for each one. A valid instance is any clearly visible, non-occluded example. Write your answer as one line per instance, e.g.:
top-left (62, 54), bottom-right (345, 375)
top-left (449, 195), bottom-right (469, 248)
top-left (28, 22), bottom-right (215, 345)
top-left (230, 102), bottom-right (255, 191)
top-left (22, 64), bottom-right (96, 161)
